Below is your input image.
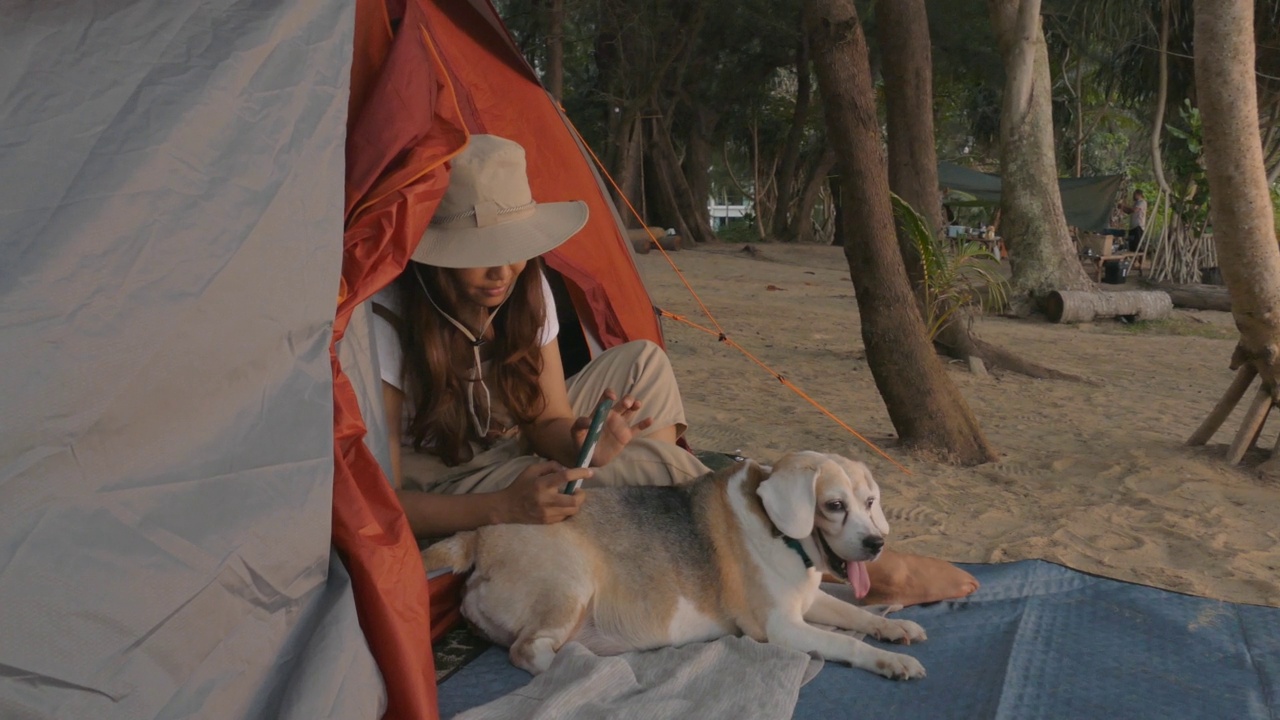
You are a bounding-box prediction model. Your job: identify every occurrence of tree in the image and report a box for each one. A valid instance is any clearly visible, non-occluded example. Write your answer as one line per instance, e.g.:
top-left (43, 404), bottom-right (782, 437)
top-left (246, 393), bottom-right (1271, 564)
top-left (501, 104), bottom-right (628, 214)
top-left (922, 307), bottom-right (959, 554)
top-left (988, 0), bottom-right (1094, 305)
top-left (546, 0), bottom-right (565, 101)
top-left (877, 0), bottom-right (939, 293)
top-left (880, 0), bottom-right (1079, 380)
top-left (1186, 0), bottom-right (1280, 464)
top-left (806, 0), bottom-right (997, 465)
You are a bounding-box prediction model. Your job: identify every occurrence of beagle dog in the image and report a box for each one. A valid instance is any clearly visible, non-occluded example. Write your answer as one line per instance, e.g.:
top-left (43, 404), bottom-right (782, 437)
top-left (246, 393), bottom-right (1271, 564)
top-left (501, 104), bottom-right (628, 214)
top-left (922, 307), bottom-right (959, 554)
top-left (424, 451), bottom-right (927, 680)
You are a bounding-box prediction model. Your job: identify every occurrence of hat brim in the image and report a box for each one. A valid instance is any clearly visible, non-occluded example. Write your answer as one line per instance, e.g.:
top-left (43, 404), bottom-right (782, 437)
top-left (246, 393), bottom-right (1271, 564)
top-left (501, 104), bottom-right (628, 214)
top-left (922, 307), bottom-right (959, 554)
top-left (411, 200), bottom-right (589, 268)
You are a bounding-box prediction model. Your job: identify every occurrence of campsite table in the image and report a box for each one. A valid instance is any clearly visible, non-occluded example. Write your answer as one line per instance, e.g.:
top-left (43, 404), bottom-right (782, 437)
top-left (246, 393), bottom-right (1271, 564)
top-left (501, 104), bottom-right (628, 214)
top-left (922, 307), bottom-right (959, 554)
top-left (958, 233), bottom-right (1008, 262)
top-left (1088, 251), bottom-right (1145, 282)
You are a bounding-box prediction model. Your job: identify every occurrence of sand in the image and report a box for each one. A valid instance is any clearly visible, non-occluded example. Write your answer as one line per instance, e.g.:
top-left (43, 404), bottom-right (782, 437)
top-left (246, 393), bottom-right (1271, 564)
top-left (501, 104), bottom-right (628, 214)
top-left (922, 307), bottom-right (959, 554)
top-left (635, 242), bottom-right (1280, 608)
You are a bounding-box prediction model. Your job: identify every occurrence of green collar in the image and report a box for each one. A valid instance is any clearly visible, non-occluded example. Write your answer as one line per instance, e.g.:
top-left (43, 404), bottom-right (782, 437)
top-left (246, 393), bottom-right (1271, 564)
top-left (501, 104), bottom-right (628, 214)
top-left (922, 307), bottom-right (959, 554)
top-left (783, 536), bottom-right (814, 569)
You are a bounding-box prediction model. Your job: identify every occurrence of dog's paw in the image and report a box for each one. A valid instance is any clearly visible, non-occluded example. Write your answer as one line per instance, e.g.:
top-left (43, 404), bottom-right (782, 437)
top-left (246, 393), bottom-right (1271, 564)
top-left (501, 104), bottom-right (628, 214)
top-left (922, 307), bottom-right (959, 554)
top-left (873, 650), bottom-right (927, 681)
top-left (871, 618), bottom-right (927, 645)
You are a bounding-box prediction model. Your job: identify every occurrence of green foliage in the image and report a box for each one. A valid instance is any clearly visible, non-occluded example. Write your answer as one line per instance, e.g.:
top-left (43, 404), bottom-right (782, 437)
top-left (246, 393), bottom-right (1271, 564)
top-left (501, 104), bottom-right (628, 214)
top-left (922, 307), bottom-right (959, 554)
top-left (1162, 99), bottom-right (1211, 229)
top-left (715, 220), bottom-right (762, 244)
top-left (891, 193), bottom-right (1009, 341)
top-left (1273, 184), bottom-right (1280, 238)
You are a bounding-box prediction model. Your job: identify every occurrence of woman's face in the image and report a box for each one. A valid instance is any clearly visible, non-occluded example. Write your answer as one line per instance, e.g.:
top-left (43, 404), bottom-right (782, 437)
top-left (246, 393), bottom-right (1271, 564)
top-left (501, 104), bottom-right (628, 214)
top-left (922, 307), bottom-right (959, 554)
top-left (449, 261), bottom-right (528, 310)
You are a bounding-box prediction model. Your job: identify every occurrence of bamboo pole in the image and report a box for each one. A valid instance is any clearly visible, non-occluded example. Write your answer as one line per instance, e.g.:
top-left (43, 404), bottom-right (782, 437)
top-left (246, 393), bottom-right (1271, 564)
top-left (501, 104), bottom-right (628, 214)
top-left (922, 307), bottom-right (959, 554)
top-left (1187, 364), bottom-right (1258, 445)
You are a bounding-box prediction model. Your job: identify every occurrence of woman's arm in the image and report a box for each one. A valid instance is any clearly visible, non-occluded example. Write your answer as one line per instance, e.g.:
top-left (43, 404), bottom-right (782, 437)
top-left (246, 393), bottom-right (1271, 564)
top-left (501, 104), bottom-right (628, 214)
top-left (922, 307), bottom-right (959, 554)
top-left (520, 342), bottom-right (655, 468)
top-left (382, 380), bottom-right (587, 538)
top-left (520, 341), bottom-right (587, 466)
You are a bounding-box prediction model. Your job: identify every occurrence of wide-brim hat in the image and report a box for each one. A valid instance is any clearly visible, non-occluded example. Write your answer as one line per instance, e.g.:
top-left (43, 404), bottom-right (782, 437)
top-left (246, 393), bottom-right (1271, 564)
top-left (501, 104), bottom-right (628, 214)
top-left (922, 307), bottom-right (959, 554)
top-left (410, 134), bottom-right (588, 268)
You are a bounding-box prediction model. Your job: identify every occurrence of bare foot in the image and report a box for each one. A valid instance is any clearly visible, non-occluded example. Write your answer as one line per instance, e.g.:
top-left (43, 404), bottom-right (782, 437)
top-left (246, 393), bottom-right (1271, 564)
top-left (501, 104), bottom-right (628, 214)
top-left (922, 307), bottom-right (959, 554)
top-left (859, 550), bottom-right (979, 607)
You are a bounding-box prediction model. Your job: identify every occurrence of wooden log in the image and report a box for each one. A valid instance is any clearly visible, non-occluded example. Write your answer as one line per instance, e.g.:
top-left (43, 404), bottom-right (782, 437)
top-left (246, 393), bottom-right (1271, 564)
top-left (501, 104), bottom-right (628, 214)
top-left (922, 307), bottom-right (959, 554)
top-left (1045, 290), bottom-right (1174, 324)
top-left (1188, 364), bottom-right (1258, 446)
top-left (625, 226), bottom-right (680, 253)
top-left (1149, 282), bottom-right (1232, 312)
top-left (1226, 386), bottom-right (1273, 465)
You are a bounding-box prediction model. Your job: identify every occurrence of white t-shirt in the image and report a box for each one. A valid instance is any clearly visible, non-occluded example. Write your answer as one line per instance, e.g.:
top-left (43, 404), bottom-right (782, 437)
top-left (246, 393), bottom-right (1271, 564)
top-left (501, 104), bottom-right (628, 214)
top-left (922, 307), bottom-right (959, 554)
top-left (1130, 199), bottom-right (1147, 230)
top-left (372, 273), bottom-right (560, 393)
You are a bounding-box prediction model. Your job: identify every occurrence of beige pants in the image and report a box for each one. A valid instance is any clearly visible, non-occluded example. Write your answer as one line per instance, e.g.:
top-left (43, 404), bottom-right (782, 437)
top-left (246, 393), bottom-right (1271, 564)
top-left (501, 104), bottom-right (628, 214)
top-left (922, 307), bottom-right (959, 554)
top-left (401, 340), bottom-right (709, 495)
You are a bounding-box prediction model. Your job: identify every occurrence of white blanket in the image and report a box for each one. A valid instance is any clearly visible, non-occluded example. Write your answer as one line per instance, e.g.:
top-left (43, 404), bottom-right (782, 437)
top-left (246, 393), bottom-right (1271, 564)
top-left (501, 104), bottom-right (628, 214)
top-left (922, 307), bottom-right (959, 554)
top-left (454, 636), bottom-right (824, 720)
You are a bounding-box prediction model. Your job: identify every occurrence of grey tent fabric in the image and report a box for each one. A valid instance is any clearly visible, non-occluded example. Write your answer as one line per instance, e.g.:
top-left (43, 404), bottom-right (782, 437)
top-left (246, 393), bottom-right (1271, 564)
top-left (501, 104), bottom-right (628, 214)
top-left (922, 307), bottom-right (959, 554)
top-left (343, 302), bottom-right (395, 478)
top-left (938, 162), bottom-right (1126, 232)
top-left (1, 2), bottom-right (386, 718)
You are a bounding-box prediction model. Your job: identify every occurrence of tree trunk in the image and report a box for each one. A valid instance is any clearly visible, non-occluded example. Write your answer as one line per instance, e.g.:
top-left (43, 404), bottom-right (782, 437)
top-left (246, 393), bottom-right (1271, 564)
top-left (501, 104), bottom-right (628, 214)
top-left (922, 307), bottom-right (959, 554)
top-left (1151, 0), bottom-right (1173, 195)
top-left (828, 173), bottom-right (845, 246)
top-left (770, 26), bottom-right (813, 241)
top-left (877, 0), bottom-right (939, 293)
top-left (1044, 290), bottom-right (1174, 323)
top-left (649, 109), bottom-right (717, 244)
top-left (988, 0), bottom-right (1093, 305)
top-left (682, 105), bottom-right (719, 242)
top-left (785, 148), bottom-right (837, 244)
top-left (1150, 281), bottom-right (1233, 312)
top-left (650, 107), bottom-right (721, 243)
top-left (806, 0), bottom-right (996, 466)
top-left (880, 0), bottom-right (1069, 381)
top-left (612, 113), bottom-right (644, 226)
top-left (1195, 0), bottom-right (1280, 391)
top-left (1074, 53), bottom-right (1084, 177)
top-left (546, 0), bottom-right (565, 102)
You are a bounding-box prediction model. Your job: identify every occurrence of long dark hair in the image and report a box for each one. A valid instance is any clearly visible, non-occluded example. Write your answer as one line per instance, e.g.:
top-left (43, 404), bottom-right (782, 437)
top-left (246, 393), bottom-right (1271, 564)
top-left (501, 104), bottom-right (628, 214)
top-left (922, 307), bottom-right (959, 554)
top-left (394, 259), bottom-right (548, 466)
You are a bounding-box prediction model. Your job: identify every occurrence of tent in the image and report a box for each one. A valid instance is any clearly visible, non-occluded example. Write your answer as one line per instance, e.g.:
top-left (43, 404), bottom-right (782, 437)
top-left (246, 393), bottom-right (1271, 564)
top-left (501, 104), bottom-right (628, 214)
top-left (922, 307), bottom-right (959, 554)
top-left (0, 1), bottom-right (659, 718)
top-left (938, 161), bottom-right (1126, 232)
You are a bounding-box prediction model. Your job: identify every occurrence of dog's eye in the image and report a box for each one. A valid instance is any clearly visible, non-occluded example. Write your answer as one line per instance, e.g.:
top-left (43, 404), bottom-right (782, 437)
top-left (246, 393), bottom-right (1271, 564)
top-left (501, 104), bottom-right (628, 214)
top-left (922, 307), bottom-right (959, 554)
top-left (865, 497), bottom-right (876, 511)
top-left (824, 500), bottom-right (846, 513)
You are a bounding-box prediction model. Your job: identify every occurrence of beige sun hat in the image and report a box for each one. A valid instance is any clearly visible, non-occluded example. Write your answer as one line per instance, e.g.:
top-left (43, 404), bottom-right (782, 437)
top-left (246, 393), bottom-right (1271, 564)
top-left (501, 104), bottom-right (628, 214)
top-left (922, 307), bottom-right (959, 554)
top-left (410, 134), bottom-right (589, 268)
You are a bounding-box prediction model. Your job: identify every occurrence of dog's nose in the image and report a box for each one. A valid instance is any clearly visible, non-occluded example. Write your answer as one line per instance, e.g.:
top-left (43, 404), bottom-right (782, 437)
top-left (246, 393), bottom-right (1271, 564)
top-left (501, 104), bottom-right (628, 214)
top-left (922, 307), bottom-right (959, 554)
top-left (862, 536), bottom-right (884, 553)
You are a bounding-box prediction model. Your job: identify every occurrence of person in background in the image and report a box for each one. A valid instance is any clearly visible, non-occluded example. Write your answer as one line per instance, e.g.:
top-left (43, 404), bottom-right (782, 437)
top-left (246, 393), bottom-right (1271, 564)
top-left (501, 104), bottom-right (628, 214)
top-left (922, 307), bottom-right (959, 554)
top-left (1118, 189), bottom-right (1147, 252)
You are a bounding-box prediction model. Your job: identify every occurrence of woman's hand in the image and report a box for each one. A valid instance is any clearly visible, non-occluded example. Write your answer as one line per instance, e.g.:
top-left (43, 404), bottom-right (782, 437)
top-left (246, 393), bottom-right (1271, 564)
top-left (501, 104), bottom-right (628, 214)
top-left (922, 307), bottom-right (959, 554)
top-left (495, 460), bottom-right (591, 525)
top-left (572, 391), bottom-right (653, 468)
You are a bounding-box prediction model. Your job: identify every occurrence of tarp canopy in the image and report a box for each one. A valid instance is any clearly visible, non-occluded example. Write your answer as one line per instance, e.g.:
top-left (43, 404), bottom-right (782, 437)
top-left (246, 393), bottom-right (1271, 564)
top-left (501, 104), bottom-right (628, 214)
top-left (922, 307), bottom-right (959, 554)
top-left (938, 162), bottom-right (1126, 232)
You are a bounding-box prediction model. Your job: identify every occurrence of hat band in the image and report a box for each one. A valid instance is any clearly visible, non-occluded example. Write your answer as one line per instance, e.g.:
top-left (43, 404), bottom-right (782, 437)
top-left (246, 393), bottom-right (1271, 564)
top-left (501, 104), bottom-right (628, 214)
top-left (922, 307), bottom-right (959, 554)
top-left (431, 200), bottom-right (537, 229)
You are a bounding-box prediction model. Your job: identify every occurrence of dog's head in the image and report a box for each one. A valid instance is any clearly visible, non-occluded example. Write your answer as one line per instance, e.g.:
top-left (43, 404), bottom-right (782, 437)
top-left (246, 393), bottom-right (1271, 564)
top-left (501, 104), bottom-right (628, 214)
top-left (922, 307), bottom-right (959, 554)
top-left (756, 451), bottom-right (889, 580)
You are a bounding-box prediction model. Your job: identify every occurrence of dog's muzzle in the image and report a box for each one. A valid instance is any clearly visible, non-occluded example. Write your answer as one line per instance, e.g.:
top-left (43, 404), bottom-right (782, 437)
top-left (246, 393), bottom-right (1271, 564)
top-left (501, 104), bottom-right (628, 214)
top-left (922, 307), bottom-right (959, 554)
top-left (818, 533), bottom-right (885, 581)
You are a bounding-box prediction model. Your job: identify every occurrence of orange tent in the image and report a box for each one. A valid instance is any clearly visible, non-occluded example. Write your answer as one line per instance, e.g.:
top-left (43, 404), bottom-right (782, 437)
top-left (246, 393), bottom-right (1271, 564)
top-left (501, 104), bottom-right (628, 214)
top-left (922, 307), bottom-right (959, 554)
top-left (335, 1), bottom-right (664, 717)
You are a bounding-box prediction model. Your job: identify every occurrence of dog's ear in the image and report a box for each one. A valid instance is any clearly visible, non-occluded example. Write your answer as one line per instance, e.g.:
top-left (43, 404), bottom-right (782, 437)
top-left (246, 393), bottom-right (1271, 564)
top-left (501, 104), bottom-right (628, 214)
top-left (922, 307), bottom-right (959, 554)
top-left (757, 458), bottom-right (820, 539)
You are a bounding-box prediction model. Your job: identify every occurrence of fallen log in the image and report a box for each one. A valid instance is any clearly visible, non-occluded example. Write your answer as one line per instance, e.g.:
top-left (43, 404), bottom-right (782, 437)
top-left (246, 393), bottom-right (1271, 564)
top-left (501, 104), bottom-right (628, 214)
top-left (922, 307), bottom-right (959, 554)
top-left (625, 226), bottom-right (680, 254)
top-left (1045, 290), bottom-right (1174, 324)
top-left (1148, 282), bottom-right (1232, 312)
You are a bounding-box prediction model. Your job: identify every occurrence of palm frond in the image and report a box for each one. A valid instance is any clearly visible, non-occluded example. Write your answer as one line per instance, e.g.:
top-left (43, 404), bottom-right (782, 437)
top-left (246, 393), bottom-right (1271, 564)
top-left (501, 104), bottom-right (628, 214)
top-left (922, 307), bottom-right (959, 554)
top-left (891, 193), bottom-right (1009, 341)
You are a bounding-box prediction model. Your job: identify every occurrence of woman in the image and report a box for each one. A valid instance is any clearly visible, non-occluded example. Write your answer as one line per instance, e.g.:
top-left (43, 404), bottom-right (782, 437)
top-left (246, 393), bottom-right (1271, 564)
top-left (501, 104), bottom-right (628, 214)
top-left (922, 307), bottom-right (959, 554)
top-left (374, 134), bottom-right (707, 539)
top-left (378, 134), bottom-right (978, 606)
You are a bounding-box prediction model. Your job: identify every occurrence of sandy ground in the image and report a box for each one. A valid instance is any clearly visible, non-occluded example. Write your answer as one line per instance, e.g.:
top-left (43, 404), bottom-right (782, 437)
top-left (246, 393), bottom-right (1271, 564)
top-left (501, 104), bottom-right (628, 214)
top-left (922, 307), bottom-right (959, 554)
top-left (635, 241), bottom-right (1280, 607)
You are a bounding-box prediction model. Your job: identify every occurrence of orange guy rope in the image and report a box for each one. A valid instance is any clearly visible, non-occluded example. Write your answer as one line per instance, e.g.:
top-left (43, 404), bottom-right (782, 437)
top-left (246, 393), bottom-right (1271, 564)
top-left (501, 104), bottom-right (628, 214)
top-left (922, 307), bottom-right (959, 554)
top-left (560, 108), bottom-right (911, 475)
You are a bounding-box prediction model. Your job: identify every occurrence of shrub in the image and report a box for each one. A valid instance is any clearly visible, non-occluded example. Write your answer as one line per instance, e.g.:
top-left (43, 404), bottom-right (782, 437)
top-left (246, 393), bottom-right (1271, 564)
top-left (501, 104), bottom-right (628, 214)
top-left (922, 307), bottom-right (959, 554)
top-left (890, 192), bottom-right (1009, 341)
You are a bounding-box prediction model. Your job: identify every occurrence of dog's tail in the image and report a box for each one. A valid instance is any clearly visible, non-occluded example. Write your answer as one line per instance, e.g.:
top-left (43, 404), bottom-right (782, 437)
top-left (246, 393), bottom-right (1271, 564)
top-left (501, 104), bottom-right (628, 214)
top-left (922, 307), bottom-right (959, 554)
top-left (422, 531), bottom-right (477, 574)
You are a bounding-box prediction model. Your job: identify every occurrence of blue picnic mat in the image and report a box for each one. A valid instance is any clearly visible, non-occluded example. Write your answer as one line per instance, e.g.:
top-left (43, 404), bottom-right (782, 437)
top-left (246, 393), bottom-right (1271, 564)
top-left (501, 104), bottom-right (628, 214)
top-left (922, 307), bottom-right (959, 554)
top-left (437, 560), bottom-right (1280, 719)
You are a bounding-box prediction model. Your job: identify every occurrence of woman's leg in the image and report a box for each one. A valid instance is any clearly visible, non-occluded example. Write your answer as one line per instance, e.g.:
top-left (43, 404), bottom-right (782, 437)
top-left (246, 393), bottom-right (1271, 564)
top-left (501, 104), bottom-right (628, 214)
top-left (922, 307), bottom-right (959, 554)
top-left (564, 340), bottom-right (708, 486)
top-left (564, 340), bottom-right (687, 443)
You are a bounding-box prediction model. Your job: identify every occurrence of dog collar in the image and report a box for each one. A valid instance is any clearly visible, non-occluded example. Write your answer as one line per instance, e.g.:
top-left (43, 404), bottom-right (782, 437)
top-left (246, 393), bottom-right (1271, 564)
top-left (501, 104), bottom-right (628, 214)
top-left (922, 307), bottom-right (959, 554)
top-left (783, 537), bottom-right (814, 569)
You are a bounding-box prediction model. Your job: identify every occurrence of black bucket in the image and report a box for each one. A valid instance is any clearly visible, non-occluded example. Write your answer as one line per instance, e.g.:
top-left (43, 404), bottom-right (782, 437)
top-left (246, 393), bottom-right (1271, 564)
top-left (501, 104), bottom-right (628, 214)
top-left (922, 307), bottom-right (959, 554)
top-left (1102, 259), bottom-right (1126, 285)
top-left (1200, 266), bottom-right (1223, 286)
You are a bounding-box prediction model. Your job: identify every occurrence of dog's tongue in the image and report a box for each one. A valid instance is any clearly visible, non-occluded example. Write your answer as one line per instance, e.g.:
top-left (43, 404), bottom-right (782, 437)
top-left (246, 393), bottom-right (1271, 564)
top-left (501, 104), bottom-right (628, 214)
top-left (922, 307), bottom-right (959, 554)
top-left (849, 561), bottom-right (871, 599)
